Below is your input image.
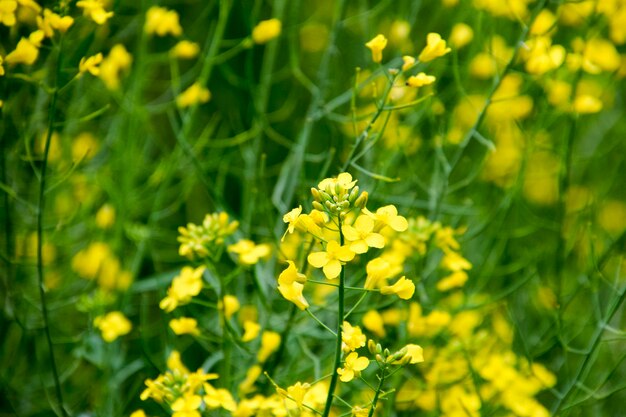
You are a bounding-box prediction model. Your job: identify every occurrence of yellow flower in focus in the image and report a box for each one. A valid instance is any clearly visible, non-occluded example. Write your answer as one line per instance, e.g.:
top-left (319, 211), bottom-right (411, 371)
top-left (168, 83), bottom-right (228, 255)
top-left (407, 72), bottom-right (436, 88)
top-left (362, 204), bottom-right (408, 232)
top-left (171, 392), bottom-right (202, 417)
top-left (381, 276), bottom-right (415, 300)
top-left (401, 344), bottom-right (424, 364)
top-left (76, 0), bottom-right (113, 25)
top-left (277, 261), bottom-right (309, 310)
top-left (342, 321), bottom-right (366, 352)
top-left (364, 257), bottom-right (394, 289)
top-left (282, 205), bottom-right (302, 240)
top-left (573, 95), bottom-right (602, 114)
top-left (178, 212), bottom-right (239, 258)
top-left (365, 34), bottom-right (387, 63)
top-left (318, 172), bottom-right (358, 192)
top-left (450, 23), bottom-right (473, 49)
top-left (95, 204), bottom-right (115, 229)
top-left (169, 317), bottom-right (200, 335)
top-left (171, 40), bottom-right (200, 59)
top-left (337, 352), bottom-right (369, 382)
top-left (176, 82), bottom-right (211, 108)
top-left (257, 331), bottom-right (281, 362)
top-left (145, 6), bottom-right (182, 37)
top-left (342, 215), bottom-right (385, 254)
top-left (5, 36), bottom-right (39, 65)
top-left (159, 266), bottom-right (205, 312)
top-left (418, 33), bottom-right (451, 62)
top-left (228, 239), bottom-right (271, 265)
top-left (242, 320), bottom-right (261, 342)
top-left (307, 240), bottom-right (355, 279)
top-left (362, 310), bottom-right (385, 337)
top-left (79, 53), bottom-right (103, 76)
top-left (252, 18), bottom-right (281, 44)
top-left (94, 311), bottom-right (132, 342)
top-left (0, 0), bottom-right (17, 27)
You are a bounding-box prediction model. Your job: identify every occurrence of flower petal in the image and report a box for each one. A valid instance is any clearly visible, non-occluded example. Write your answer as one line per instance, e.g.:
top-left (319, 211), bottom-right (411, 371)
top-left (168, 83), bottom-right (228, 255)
top-left (323, 260), bottom-right (342, 279)
top-left (307, 251), bottom-right (329, 268)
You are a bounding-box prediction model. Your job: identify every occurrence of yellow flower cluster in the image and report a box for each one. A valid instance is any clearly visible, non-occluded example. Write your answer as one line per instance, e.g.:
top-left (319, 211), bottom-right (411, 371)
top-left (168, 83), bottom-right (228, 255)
top-left (94, 311), bottom-right (132, 342)
top-left (71, 242), bottom-right (133, 291)
top-left (177, 212), bottom-right (239, 259)
top-left (159, 265), bottom-right (205, 312)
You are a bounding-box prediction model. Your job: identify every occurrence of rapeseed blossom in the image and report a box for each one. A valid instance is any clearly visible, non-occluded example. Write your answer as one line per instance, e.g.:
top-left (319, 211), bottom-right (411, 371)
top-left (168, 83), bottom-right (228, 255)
top-left (145, 6), bottom-right (182, 37)
top-left (418, 33), bottom-right (451, 62)
top-left (251, 18), bottom-right (281, 44)
top-left (94, 311), bottom-right (132, 342)
top-left (176, 82), bottom-right (211, 108)
top-left (365, 34), bottom-right (387, 63)
top-left (76, 0), bottom-right (113, 25)
top-left (160, 266), bottom-right (205, 312)
top-left (307, 240), bottom-right (355, 279)
top-left (337, 352), bottom-right (369, 382)
top-left (169, 317), bottom-right (200, 336)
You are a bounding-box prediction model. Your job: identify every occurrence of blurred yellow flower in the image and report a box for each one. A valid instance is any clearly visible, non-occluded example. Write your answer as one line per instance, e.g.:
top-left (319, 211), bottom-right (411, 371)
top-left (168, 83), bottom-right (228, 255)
top-left (171, 392), bottom-right (202, 417)
top-left (407, 72), bottom-right (436, 88)
top-left (365, 34), bottom-right (387, 63)
top-left (159, 266), bottom-right (205, 312)
top-left (252, 18), bottom-right (281, 44)
top-left (169, 317), bottom-right (200, 335)
top-left (37, 8), bottom-right (73, 36)
top-left (5, 36), bottom-right (39, 65)
top-left (0, 0), bottom-right (17, 27)
top-left (204, 383), bottom-right (237, 411)
top-left (277, 382), bottom-right (310, 409)
top-left (171, 40), bottom-right (200, 59)
top-left (176, 82), bottom-right (211, 108)
top-left (72, 131), bottom-right (99, 161)
top-left (76, 0), bottom-right (113, 25)
top-left (99, 44), bottom-right (133, 90)
top-left (79, 53), bottom-right (103, 76)
top-left (257, 331), bottom-right (281, 362)
top-left (94, 311), bottom-right (132, 342)
top-left (362, 310), bottom-right (385, 337)
top-left (144, 6), bottom-right (182, 36)
top-left (450, 23), bottom-right (473, 49)
top-left (95, 204), bottom-right (115, 229)
top-left (228, 239), bottom-right (271, 265)
top-left (381, 276), bottom-right (415, 300)
top-left (221, 295), bottom-right (240, 319)
top-left (241, 320), bottom-right (261, 342)
top-left (573, 94), bottom-right (602, 114)
top-left (402, 56), bottom-right (416, 71)
top-left (418, 33), bottom-right (450, 62)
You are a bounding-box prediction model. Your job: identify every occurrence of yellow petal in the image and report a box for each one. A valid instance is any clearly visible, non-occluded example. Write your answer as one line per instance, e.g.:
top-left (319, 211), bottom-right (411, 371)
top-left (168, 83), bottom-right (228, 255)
top-left (365, 233), bottom-right (385, 248)
top-left (308, 251), bottom-right (329, 268)
top-left (323, 259), bottom-right (342, 279)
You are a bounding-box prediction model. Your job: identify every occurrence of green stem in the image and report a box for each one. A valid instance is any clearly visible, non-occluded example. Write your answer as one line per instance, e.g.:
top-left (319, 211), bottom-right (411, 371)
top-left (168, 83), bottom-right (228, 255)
top-left (37, 38), bottom-right (68, 417)
top-left (367, 368), bottom-right (386, 417)
top-left (321, 216), bottom-right (346, 417)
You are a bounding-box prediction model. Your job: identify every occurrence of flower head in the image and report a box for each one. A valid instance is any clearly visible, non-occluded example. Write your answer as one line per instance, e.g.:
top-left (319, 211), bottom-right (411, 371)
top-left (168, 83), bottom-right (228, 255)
top-left (94, 311), bottom-right (132, 342)
top-left (76, 0), bottom-right (113, 25)
top-left (337, 352), bottom-right (369, 382)
top-left (381, 276), bottom-right (415, 300)
top-left (252, 18), bottom-right (282, 44)
top-left (145, 6), bottom-right (182, 37)
top-left (365, 34), bottom-right (388, 63)
top-left (176, 82), bottom-right (211, 108)
top-left (418, 32), bottom-right (451, 62)
top-left (79, 53), bottom-right (103, 76)
top-left (307, 240), bottom-right (355, 279)
top-left (342, 321), bottom-right (366, 352)
top-left (228, 239), bottom-right (271, 265)
top-left (342, 215), bottom-right (385, 254)
top-left (159, 266), bottom-right (205, 312)
top-left (407, 72), bottom-right (436, 88)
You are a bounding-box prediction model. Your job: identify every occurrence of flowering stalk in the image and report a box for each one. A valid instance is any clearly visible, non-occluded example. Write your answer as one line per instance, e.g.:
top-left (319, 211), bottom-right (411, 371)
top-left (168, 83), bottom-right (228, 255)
top-left (367, 367), bottom-right (387, 417)
top-left (37, 37), bottom-right (68, 417)
top-left (321, 216), bottom-right (345, 417)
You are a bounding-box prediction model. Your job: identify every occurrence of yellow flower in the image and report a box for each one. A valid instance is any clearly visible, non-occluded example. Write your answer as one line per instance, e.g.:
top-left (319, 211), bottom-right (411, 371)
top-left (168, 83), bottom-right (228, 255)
top-left (282, 205), bottom-right (302, 240)
top-left (337, 352), bottom-right (369, 382)
top-left (95, 204), bottom-right (115, 229)
top-left (99, 44), bottom-right (133, 90)
top-left (441, 251), bottom-right (472, 271)
top-left (144, 6), bottom-right (182, 36)
top-left (79, 53), bottom-right (103, 76)
top-left (362, 310), bottom-right (385, 337)
top-left (159, 266), bottom-right (205, 312)
top-left (307, 240), bottom-right (355, 279)
top-left (176, 82), bottom-right (211, 108)
top-left (72, 132), bottom-right (99, 161)
top-left (418, 32), bottom-right (451, 62)
top-left (450, 23), bottom-right (473, 49)
top-left (436, 270), bottom-right (468, 291)
top-left (5, 36), bottom-right (39, 65)
top-left (129, 410), bottom-right (147, 417)
top-left (406, 72), bottom-right (436, 88)
top-left (364, 257), bottom-right (394, 289)
top-left (362, 205), bottom-right (408, 232)
top-left (228, 239), bottom-right (271, 265)
top-left (365, 34), bottom-right (387, 63)
top-left (352, 406), bottom-right (370, 417)
top-left (0, 0), bottom-right (17, 27)
top-left (171, 40), bottom-right (200, 59)
top-left (342, 321), bottom-right (366, 352)
top-left (252, 18), bottom-right (281, 44)
top-left (242, 320), bottom-right (261, 342)
top-left (239, 365), bottom-right (262, 394)
top-left (401, 344), bottom-right (424, 364)
top-left (76, 0), bottom-right (113, 25)
top-left (573, 94), bottom-right (602, 114)
top-left (342, 215), bottom-right (385, 254)
top-left (381, 276), bottom-right (415, 300)
top-left (401, 56), bottom-right (416, 71)
top-left (94, 311), bottom-right (132, 342)
top-left (277, 261), bottom-right (309, 309)
top-left (178, 212), bottom-right (239, 258)
top-left (169, 317), bottom-right (200, 335)
top-left (318, 172), bottom-right (358, 193)
top-left (203, 383), bottom-right (237, 411)
top-left (277, 382), bottom-right (310, 409)
top-left (171, 392), bottom-right (202, 417)
top-left (37, 9), bottom-right (74, 37)
top-left (257, 331), bottom-right (281, 362)
top-left (222, 295), bottom-right (240, 320)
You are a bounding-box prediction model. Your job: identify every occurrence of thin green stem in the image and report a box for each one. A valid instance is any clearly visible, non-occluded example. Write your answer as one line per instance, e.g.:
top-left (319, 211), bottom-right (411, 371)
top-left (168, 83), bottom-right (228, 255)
top-left (367, 368), bottom-right (387, 417)
top-left (37, 38), bottom-right (68, 417)
top-left (306, 309), bottom-right (337, 337)
top-left (321, 216), bottom-right (346, 417)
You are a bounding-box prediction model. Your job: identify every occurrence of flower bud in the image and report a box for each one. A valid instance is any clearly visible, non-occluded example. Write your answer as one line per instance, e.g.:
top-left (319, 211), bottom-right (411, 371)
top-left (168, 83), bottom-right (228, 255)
top-left (368, 339), bottom-right (378, 355)
top-left (312, 201), bottom-right (325, 211)
top-left (348, 186), bottom-right (360, 203)
top-left (311, 188), bottom-right (321, 201)
top-left (354, 191), bottom-right (368, 208)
